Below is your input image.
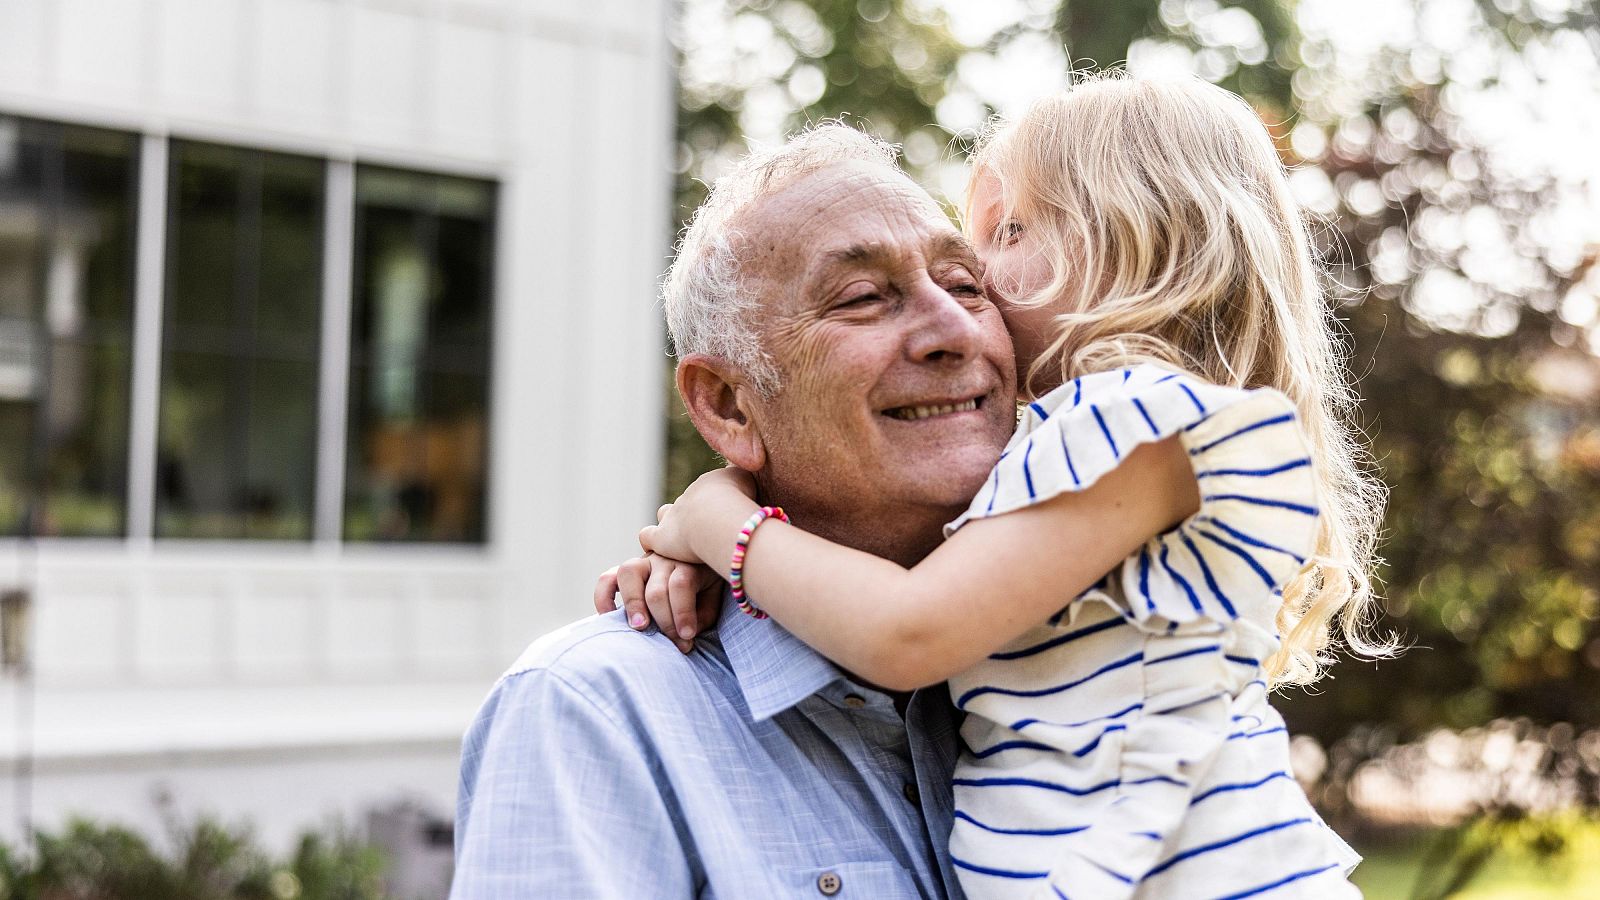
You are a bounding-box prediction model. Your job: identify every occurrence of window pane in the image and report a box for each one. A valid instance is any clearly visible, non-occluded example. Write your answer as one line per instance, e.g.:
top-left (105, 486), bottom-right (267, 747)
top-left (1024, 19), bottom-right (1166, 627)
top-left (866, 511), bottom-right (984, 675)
top-left (155, 349), bottom-right (233, 538)
top-left (166, 144), bottom-right (240, 334)
top-left (0, 115), bottom-right (137, 537)
top-left (244, 356), bottom-right (318, 539)
top-left (257, 155), bottom-right (323, 340)
top-left (345, 167), bottom-right (493, 543)
top-left (156, 141), bottom-right (323, 539)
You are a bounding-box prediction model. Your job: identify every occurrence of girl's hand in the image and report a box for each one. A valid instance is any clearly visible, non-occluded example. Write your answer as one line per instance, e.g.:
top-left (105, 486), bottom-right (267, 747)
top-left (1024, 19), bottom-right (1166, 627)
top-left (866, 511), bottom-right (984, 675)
top-left (593, 553), bottom-right (724, 654)
top-left (639, 467), bottom-right (761, 565)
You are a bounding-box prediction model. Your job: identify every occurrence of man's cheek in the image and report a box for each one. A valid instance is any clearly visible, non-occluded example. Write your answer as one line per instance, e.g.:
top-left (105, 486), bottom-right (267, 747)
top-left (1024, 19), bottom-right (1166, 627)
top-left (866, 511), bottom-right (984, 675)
top-left (781, 326), bottom-right (841, 379)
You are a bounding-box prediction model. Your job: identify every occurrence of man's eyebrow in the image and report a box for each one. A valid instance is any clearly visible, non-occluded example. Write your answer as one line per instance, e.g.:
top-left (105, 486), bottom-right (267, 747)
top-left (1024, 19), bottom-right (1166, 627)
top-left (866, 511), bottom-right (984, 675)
top-left (816, 243), bottom-right (885, 270)
top-left (928, 232), bottom-right (979, 264)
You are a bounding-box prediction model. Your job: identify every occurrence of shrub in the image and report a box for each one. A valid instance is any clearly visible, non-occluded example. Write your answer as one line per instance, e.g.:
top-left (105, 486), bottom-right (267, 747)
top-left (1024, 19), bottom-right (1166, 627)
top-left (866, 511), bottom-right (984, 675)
top-left (0, 816), bottom-right (389, 900)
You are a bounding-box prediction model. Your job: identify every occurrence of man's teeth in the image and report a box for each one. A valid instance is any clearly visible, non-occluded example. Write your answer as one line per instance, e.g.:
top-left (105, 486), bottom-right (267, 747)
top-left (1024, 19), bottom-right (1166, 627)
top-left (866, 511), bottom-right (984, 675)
top-left (888, 399), bottom-right (980, 420)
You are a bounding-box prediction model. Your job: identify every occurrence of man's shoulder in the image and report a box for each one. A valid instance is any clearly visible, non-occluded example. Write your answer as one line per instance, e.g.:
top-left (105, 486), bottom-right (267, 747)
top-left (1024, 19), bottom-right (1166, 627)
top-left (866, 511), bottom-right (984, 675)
top-left (490, 610), bottom-right (726, 714)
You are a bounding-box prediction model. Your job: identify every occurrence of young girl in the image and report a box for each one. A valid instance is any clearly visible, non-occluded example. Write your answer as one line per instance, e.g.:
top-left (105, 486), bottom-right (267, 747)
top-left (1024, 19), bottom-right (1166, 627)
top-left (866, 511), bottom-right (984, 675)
top-left (623, 73), bottom-right (1382, 899)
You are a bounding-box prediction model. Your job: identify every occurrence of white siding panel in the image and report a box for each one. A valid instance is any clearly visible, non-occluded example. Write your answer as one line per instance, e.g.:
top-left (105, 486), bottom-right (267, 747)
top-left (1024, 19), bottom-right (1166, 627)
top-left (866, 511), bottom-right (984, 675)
top-left (570, 47), bottom-right (661, 598)
top-left (325, 585), bottom-right (403, 676)
top-left (136, 583), bottom-right (224, 681)
top-left (0, 0), bottom-right (49, 92)
top-left (496, 34), bottom-right (587, 640)
top-left (349, 5), bottom-right (424, 145)
top-left (431, 20), bottom-right (502, 156)
top-left (512, 37), bottom-right (581, 154)
top-left (599, 0), bottom-right (639, 39)
top-left (56, 0), bottom-right (144, 104)
top-left (232, 587), bottom-right (318, 679)
top-left (33, 586), bottom-right (126, 682)
top-left (159, 0), bottom-right (244, 113)
top-left (412, 587), bottom-right (491, 676)
top-left (256, 0), bottom-right (337, 129)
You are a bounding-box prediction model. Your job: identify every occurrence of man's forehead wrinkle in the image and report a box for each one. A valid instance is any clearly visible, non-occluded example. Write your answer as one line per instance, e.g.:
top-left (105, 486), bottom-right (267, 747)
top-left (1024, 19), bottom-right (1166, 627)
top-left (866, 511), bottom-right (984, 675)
top-left (808, 228), bottom-right (975, 282)
top-left (732, 161), bottom-right (961, 319)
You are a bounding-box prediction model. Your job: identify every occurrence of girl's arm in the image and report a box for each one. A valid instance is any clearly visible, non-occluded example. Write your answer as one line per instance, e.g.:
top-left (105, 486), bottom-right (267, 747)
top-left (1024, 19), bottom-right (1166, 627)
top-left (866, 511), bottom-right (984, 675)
top-left (642, 435), bottom-right (1199, 691)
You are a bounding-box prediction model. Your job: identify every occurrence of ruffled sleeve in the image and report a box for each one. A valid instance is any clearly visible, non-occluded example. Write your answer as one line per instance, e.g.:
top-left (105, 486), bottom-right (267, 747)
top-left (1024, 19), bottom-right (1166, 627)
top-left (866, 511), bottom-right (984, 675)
top-left (945, 364), bottom-right (1320, 632)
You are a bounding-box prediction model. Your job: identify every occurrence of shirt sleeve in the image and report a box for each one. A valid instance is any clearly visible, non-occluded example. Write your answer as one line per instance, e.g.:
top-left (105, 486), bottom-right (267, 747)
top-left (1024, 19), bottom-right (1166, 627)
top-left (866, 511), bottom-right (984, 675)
top-left (948, 364), bottom-right (1320, 635)
top-left (452, 667), bottom-right (697, 898)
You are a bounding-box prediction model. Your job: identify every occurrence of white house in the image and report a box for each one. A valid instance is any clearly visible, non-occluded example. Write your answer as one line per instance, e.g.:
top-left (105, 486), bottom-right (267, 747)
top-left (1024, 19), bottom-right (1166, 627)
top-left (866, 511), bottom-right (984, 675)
top-left (0, 0), bottom-right (673, 852)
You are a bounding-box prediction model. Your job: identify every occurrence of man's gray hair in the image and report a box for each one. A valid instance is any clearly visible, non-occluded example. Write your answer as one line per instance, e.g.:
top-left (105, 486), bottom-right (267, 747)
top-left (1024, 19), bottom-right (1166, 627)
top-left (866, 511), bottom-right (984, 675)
top-left (662, 123), bottom-right (902, 395)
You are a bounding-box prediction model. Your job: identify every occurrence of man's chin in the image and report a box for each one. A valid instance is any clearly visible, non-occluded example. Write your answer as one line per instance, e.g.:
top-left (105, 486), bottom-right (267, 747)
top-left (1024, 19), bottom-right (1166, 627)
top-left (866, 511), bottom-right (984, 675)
top-left (896, 458), bottom-right (1001, 514)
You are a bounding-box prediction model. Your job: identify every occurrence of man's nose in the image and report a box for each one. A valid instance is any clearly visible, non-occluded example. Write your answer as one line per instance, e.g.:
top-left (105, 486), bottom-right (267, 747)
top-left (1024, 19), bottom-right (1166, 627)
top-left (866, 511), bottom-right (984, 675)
top-left (904, 277), bottom-right (982, 364)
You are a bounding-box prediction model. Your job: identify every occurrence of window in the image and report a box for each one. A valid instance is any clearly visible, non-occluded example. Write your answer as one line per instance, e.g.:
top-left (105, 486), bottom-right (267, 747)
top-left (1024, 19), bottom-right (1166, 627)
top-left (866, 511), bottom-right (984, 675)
top-left (344, 168), bottom-right (494, 543)
top-left (0, 113), bottom-right (498, 545)
top-left (0, 115), bottom-right (138, 537)
top-left (155, 141), bottom-right (324, 539)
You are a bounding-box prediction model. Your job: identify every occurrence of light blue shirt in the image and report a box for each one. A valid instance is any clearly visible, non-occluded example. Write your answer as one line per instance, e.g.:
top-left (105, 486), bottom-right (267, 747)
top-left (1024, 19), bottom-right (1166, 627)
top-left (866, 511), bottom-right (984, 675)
top-left (451, 593), bottom-right (967, 899)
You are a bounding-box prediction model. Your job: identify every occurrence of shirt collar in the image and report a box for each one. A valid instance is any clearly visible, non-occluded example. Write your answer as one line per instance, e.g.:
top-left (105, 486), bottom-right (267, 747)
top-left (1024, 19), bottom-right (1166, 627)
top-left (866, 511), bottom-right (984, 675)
top-left (716, 588), bottom-right (844, 722)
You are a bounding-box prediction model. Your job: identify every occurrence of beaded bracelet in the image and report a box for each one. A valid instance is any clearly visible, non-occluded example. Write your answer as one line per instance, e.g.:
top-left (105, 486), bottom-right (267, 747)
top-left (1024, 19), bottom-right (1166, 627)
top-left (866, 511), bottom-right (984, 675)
top-left (730, 506), bottom-right (789, 619)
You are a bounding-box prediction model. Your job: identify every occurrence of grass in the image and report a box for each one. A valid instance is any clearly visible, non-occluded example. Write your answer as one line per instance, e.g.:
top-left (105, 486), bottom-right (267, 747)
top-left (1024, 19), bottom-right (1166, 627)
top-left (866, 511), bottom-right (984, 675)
top-left (1350, 818), bottom-right (1600, 900)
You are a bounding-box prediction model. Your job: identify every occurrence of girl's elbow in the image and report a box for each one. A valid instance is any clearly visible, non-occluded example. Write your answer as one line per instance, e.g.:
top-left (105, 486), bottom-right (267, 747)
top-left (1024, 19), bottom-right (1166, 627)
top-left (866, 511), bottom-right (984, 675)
top-left (862, 622), bottom-right (952, 691)
top-left (848, 645), bottom-right (922, 692)
top-left (874, 664), bottom-right (944, 693)
top-left (856, 657), bottom-right (937, 692)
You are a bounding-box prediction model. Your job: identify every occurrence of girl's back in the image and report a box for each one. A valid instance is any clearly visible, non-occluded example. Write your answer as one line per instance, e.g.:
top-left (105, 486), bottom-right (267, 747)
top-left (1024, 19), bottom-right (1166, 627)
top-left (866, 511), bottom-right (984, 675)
top-left (945, 365), bottom-right (1359, 899)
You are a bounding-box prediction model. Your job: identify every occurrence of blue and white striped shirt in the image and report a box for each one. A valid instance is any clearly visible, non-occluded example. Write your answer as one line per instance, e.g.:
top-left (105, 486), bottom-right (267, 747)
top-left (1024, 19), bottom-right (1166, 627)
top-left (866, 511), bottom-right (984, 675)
top-left (944, 364), bottom-right (1361, 900)
top-left (452, 594), bottom-right (968, 899)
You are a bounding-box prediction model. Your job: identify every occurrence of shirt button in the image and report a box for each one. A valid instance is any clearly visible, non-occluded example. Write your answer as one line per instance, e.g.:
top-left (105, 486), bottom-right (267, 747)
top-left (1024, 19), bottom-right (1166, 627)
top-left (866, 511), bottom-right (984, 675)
top-left (817, 871), bottom-right (842, 895)
top-left (902, 782), bottom-right (920, 806)
top-left (842, 694), bottom-right (866, 709)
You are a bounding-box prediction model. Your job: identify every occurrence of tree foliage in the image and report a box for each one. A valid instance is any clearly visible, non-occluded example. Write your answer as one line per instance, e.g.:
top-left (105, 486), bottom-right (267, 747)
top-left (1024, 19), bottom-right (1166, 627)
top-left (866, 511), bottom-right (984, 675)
top-left (1275, 0), bottom-right (1600, 740)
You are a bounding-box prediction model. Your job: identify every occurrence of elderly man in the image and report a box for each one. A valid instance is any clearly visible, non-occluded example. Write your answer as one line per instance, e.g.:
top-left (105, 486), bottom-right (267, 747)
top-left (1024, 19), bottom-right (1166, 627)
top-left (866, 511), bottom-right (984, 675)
top-left (451, 124), bottom-right (1017, 898)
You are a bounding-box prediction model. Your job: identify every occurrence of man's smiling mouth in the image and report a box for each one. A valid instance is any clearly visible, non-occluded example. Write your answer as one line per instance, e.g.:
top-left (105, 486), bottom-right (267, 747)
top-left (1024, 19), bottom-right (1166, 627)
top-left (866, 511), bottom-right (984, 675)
top-left (882, 396), bottom-right (984, 421)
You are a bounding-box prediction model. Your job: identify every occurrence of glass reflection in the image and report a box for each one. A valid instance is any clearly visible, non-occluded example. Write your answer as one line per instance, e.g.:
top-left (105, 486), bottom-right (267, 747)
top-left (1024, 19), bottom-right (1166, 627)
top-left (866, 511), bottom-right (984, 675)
top-left (345, 167), bottom-right (493, 543)
top-left (0, 115), bottom-right (137, 537)
top-left (156, 141), bottom-right (323, 539)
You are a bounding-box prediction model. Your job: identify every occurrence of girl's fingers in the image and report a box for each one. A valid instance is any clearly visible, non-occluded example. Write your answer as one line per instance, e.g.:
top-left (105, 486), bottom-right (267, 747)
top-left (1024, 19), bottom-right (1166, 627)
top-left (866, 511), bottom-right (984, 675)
top-left (646, 555), bottom-right (693, 653)
top-left (638, 524), bottom-right (657, 553)
top-left (616, 557), bottom-right (651, 631)
top-left (593, 566), bottom-right (621, 616)
top-left (657, 503), bottom-right (672, 524)
top-left (667, 563), bottom-right (701, 643)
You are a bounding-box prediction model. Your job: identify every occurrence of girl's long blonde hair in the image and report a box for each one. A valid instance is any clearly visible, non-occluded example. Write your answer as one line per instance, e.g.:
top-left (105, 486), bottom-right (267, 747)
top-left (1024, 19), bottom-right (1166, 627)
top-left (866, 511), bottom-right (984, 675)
top-left (969, 71), bottom-right (1391, 687)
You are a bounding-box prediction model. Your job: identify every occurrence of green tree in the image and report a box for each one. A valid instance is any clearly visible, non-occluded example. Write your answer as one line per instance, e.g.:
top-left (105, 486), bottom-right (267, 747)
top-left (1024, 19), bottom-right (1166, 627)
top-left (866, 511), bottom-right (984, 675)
top-left (1055, 0), bottom-right (1298, 109)
top-left (1273, 0), bottom-right (1600, 740)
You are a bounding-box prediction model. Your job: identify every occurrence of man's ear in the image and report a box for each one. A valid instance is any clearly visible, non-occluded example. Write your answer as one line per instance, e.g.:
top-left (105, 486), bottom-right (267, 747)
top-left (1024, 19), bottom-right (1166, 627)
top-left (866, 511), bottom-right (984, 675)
top-left (677, 355), bottom-right (767, 472)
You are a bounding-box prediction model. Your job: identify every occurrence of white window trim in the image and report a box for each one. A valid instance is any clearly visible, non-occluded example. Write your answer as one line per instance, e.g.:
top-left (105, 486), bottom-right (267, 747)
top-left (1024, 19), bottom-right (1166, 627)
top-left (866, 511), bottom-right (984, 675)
top-left (314, 159), bottom-right (356, 547)
top-left (125, 133), bottom-right (168, 545)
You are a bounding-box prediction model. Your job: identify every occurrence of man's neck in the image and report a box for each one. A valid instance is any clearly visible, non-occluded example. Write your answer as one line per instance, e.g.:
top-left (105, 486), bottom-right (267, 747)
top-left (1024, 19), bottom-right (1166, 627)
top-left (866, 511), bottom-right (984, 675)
top-left (751, 482), bottom-right (961, 703)
top-left (755, 493), bottom-right (953, 569)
